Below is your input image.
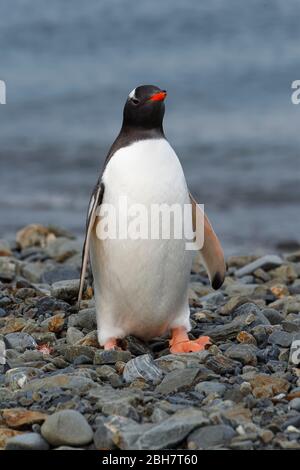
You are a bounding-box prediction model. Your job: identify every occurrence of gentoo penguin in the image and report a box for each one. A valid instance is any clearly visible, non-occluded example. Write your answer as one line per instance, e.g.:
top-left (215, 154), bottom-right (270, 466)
top-left (78, 85), bottom-right (225, 353)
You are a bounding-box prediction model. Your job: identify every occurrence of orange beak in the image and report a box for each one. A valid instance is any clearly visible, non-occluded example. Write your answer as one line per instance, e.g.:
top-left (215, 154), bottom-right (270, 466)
top-left (149, 90), bottom-right (167, 102)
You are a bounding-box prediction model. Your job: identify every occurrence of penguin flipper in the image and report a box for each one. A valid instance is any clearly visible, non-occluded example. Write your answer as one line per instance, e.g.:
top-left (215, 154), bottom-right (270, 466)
top-left (189, 192), bottom-right (226, 290)
top-left (78, 181), bottom-right (105, 305)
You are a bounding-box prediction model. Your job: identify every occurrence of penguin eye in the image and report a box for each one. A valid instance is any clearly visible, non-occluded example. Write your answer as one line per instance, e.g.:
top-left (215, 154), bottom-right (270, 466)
top-left (131, 97), bottom-right (140, 105)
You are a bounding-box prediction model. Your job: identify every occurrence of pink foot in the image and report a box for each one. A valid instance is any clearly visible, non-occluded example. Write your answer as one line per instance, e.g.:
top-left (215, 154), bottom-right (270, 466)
top-left (169, 326), bottom-right (211, 354)
top-left (104, 338), bottom-right (118, 350)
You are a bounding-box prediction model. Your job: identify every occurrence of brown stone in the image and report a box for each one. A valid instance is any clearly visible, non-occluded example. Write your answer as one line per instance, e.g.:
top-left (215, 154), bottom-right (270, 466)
top-left (0, 428), bottom-right (23, 449)
top-left (0, 317), bottom-right (27, 334)
top-left (16, 224), bottom-right (55, 249)
top-left (47, 314), bottom-right (65, 333)
top-left (237, 331), bottom-right (257, 345)
top-left (249, 374), bottom-right (289, 398)
top-left (1, 408), bottom-right (47, 429)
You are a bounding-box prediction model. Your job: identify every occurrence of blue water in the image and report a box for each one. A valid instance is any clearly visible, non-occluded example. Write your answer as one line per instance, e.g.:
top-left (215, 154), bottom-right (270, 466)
top-left (1, 0), bottom-right (300, 254)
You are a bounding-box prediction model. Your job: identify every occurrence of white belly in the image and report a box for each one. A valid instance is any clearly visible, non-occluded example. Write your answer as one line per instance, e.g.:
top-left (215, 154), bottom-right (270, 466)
top-left (90, 138), bottom-right (193, 343)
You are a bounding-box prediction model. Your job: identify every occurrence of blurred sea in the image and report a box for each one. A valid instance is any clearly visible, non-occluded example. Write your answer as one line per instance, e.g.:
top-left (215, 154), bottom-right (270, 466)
top-left (1, 0), bottom-right (300, 255)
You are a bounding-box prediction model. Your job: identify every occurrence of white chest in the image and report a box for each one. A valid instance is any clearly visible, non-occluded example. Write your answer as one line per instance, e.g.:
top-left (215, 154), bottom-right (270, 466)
top-left (102, 138), bottom-right (189, 205)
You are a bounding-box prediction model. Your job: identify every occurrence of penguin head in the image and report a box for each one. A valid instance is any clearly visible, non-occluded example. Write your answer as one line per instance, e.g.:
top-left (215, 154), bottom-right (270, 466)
top-left (123, 85), bottom-right (167, 130)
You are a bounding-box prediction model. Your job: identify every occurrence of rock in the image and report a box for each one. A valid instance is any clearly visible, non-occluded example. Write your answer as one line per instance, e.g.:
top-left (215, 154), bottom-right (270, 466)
top-left (94, 420), bottom-right (115, 450)
top-left (16, 224), bottom-right (55, 249)
top-left (0, 308), bottom-right (8, 318)
top-left (45, 238), bottom-right (80, 262)
top-left (187, 424), bottom-right (236, 449)
top-left (222, 404), bottom-right (252, 426)
top-left (195, 381), bottom-right (227, 396)
top-left (4, 332), bottom-right (37, 352)
top-left (87, 384), bottom-right (143, 410)
top-left (41, 265), bottom-right (80, 284)
top-left (51, 279), bottom-right (80, 302)
top-left (289, 398), bottom-right (300, 411)
top-left (155, 352), bottom-right (209, 372)
top-left (235, 255), bottom-right (283, 278)
top-left (268, 330), bottom-right (294, 348)
top-left (249, 374), bottom-right (289, 398)
top-left (41, 410), bottom-right (93, 446)
top-left (156, 367), bottom-right (215, 395)
top-left (63, 345), bottom-right (96, 363)
top-left (21, 374), bottom-right (96, 393)
top-left (237, 331), bottom-right (257, 345)
top-left (0, 317), bottom-right (28, 335)
top-left (225, 344), bottom-right (258, 366)
top-left (94, 349), bottom-right (131, 365)
top-left (1, 408), bottom-right (47, 429)
top-left (68, 308), bottom-right (96, 330)
top-left (205, 354), bottom-right (240, 375)
top-left (232, 303), bottom-right (270, 325)
top-left (41, 313), bottom-right (65, 333)
top-left (269, 264), bottom-right (298, 283)
top-left (0, 240), bottom-right (12, 257)
top-left (123, 354), bottom-right (164, 385)
top-left (262, 308), bottom-right (284, 325)
top-left (219, 296), bottom-right (249, 316)
top-left (5, 367), bottom-right (43, 390)
top-left (136, 408), bottom-right (209, 450)
top-left (5, 432), bottom-right (50, 450)
top-left (0, 257), bottom-right (16, 281)
top-left (66, 327), bottom-right (84, 345)
top-left (0, 428), bottom-right (23, 449)
top-left (21, 262), bottom-right (46, 283)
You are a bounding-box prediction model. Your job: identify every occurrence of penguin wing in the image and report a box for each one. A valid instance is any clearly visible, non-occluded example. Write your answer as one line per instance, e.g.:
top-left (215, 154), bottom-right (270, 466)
top-left (78, 181), bottom-right (105, 304)
top-left (189, 192), bottom-right (226, 290)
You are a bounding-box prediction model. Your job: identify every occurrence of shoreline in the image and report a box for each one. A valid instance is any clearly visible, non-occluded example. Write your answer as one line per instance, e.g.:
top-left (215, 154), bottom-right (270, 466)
top-left (0, 223), bottom-right (300, 450)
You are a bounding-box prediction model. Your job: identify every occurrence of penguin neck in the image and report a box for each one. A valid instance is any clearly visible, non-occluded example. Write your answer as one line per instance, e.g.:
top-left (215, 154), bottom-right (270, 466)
top-left (119, 122), bottom-right (165, 142)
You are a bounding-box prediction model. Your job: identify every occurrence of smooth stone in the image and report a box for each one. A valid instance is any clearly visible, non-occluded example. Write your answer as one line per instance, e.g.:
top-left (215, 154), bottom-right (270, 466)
top-left (41, 265), bottom-right (80, 284)
top-left (262, 308), bottom-right (284, 325)
top-left (268, 330), bottom-right (294, 348)
top-left (41, 410), bottom-right (93, 446)
top-left (235, 255), bottom-right (283, 278)
top-left (51, 279), bottom-right (80, 301)
top-left (66, 327), bottom-right (85, 345)
top-left (63, 345), bottom-right (96, 363)
top-left (225, 344), bottom-right (258, 366)
top-left (45, 238), bottom-right (80, 262)
top-left (156, 367), bottom-right (216, 395)
top-left (21, 262), bottom-right (46, 283)
top-left (5, 432), bottom-right (50, 450)
top-left (21, 374), bottom-right (96, 393)
top-left (4, 332), bottom-right (37, 353)
top-left (123, 354), bottom-right (164, 385)
top-left (87, 384), bottom-right (143, 409)
top-left (136, 408), bottom-right (209, 450)
top-left (94, 349), bottom-right (132, 365)
top-left (5, 367), bottom-right (43, 390)
top-left (195, 381), bottom-right (226, 396)
top-left (68, 308), bottom-right (96, 330)
top-left (0, 257), bottom-right (16, 281)
top-left (0, 308), bottom-right (8, 318)
top-left (187, 424), bottom-right (236, 449)
top-left (249, 374), bottom-right (289, 398)
top-left (93, 420), bottom-right (115, 450)
top-left (289, 398), bottom-right (300, 411)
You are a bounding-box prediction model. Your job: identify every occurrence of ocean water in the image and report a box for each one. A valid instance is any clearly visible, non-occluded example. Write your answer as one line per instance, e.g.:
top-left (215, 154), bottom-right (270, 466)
top-left (1, 0), bottom-right (300, 255)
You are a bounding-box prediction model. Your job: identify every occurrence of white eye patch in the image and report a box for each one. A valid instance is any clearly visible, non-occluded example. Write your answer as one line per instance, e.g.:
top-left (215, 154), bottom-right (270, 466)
top-left (128, 88), bottom-right (136, 99)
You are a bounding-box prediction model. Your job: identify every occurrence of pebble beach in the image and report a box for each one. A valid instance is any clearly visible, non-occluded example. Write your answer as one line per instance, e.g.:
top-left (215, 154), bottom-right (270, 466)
top-left (0, 223), bottom-right (300, 450)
